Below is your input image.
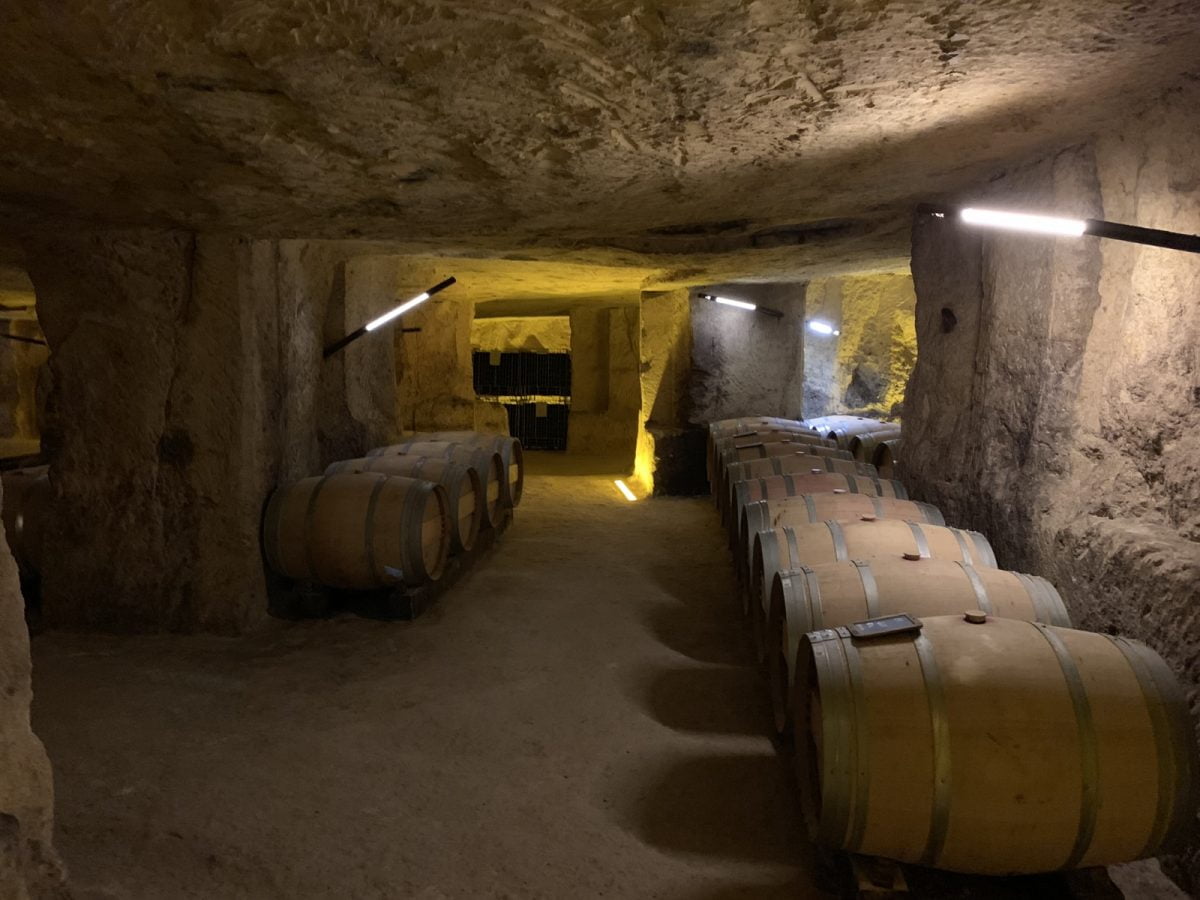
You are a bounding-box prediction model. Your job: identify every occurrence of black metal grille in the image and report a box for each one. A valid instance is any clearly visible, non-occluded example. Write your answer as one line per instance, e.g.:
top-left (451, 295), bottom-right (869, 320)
top-left (506, 403), bottom-right (570, 451)
top-left (473, 351), bottom-right (572, 397)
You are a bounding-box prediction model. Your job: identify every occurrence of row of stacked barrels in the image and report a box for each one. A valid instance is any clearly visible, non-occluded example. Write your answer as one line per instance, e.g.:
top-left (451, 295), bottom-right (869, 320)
top-left (708, 414), bottom-right (1197, 876)
top-left (262, 431), bottom-right (523, 593)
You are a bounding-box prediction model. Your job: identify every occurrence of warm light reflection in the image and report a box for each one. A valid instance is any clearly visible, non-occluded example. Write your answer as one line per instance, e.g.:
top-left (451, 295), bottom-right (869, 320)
top-left (365, 291), bottom-right (431, 331)
top-left (614, 479), bottom-right (637, 502)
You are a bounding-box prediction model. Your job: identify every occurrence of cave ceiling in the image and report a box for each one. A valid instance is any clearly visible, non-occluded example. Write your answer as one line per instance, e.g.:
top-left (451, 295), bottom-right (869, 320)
top-left (1, 0), bottom-right (1198, 287)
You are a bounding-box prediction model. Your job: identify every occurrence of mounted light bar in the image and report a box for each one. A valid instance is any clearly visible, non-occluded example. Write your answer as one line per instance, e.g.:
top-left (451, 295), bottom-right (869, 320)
top-left (807, 320), bottom-right (840, 336)
top-left (324, 276), bottom-right (456, 359)
top-left (614, 479), bottom-right (637, 502)
top-left (716, 296), bottom-right (757, 311)
top-left (960, 207), bottom-right (1086, 237)
top-left (697, 292), bottom-right (784, 319)
top-left (919, 203), bottom-right (1200, 254)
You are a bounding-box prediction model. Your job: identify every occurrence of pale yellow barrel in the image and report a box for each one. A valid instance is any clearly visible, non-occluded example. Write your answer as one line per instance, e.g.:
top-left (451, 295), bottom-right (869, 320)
top-left (710, 429), bottom-right (835, 493)
top-left (721, 453), bottom-right (876, 526)
top-left (262, 473), bottom-right (450, 589)
top-left (872, 439), bottom-right (901, 480)
top-left (326, 456), bottom-right (482, 553)
top-left (794, 615), bottom-right (1198, 874)
top-left (407, 432), bottom-right (524, 508)
top-left (749, 519), bottom-right (996, 634)
top-left (849, 426), bottom-right (902, 462)
top-left (737, 493), bottom-right (945, 585)
top-left (767, 557), bottom-right (1070, 732)
top-left (730, 473), bottom-right (908, 563)
top-left (1, 465), bottom-right (50, 576)
top-left (368, 441), bottom-right (505, 527)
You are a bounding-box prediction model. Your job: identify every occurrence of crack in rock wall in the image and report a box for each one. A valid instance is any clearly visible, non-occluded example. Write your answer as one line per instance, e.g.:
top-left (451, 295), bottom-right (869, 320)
top-left (904, 77), bottom-right (1200, 892)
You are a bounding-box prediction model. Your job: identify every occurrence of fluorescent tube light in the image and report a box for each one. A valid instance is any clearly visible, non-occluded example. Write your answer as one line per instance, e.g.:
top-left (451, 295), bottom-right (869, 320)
top-left (807, 320), bottom-right (840, 336)
top-left (614, 479), bottom-right (637, 502)
top-left (714, 296), bottom-right (757, 311)
top-left (960, 208), bottom-right (1086, 237)
top-left (365, 291), bottom-right (431, 331)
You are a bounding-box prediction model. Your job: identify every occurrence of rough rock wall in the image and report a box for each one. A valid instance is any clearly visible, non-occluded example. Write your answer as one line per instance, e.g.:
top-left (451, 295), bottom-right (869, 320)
top-left (904, 78), bottom-right (1200, 891)
top-left (568, 304), bottom-right (640, 462)
top-left (804, 273), bottom-right (915, 417)
top-left (634, 289), bottom-right (700, 494)
top-left (0, 487), bottom-right (65, 897)
top-left (24, 232), bottom-right (398, 632)
top-left (0, 318), bottom-right (47, 441)
top-left (690, 283), bottom-right (805, 422)
top-left (471, 316), bottom-right (571, 354)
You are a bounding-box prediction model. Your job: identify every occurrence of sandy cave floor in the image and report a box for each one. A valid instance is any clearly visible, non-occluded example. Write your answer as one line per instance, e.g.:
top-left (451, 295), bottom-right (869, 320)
top-left (27, 455), bottom-right (1170, 899)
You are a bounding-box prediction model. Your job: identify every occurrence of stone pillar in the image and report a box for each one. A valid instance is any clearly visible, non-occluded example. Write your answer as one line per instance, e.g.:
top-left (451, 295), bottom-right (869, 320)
top-left (634, 289), bottom-right (700, 494)
top-left (568, 303), bottom-right (640, 463)
top-left (23, 232), bottom-right (400, 632)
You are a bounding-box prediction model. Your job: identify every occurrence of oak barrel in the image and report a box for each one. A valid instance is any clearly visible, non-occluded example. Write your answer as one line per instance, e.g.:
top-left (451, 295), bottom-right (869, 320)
top-left (749, 519), bottom-right (996, 630)
top-left (710, 429), bottom-right (835, 491)
top-left (1, 465), bottom-right (50, 576)
top-left (803, 415), bottom-right (889, 447)
top-left (730, 473), bottom-right (908, 558)
top-left (262, 473), bottom-right (450, 590)
top-left (767, 557), bottom-right (1069, 732)
top-left (794, 615), bottom-right (1198, 874)
top-left (872, 439), bottom-right (900, 480)
top-left (406, 432), bottom-right (524, 508)
top-left (737, 493), bottom-right (944, 584)
top-left (326, 456), bottom-right (482, 553)
top-left (368, 441), bottom-right (505, 527)
top-left (721, 453), bottom-right (876, 526)
top-left (848, 426), bottom-right (902, 462)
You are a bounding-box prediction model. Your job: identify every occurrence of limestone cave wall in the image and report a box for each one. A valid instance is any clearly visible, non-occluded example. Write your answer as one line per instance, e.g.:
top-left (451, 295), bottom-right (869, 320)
top-left (803, 272), bottom-right (916, 418)
top-left (471, 316), bottom-right (571, 354)
top-left (567, 304), bottom-right (640, 462)
top-left (0, 319), bottom-right (47, 443)
top-left (689, 283), bottom-right (805, 423)
top-left (23, 232), bottom-right (399, 633)
top-left (904, 78), bottom-right (1200, 891)
top-left (0, 518), bottom-right (64, 896)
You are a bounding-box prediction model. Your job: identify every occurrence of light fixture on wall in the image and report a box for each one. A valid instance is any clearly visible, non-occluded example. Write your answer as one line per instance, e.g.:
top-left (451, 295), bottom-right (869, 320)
top-left (324, 276), bottom-right (457, 359)
top-left (613, 479), bottom-right (638, 502)
top-left (807, 320), bottom-right (840, 336)
top-left (919, 203), bottom-right (1200, 254)
top-left (696, 292), bottom-right (785, 319)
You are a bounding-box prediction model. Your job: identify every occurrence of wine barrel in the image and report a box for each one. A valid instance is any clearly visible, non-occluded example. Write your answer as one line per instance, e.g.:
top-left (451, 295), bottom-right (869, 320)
top-left (1, 465), bottom-right (50, 576)
top-left (749, 519), bottom-right (996, 632)
top-left (730, 473), bottom-right (907, 559)
top-left (794, 614), bottom-right (1198, 874)
top-left (397, 432), bottom-right (524, 509)
top-left (872, 439), bottom-right (900, 480)
top-left (714, 439), bottom-right (841, 505)
top-left (326, 456), bottom-right (482, 553)
top-left (262, 473), bottom-right (450, 590)
top-left (721, 453), bottom-right (876, 526)
top-left (767, 557), bottom-right (1069, 733)
top-left (737, 493), bottom-right (945, 584)
top-left (368, 442), bottom-right (505, 527)
top-left (802, 415), bottom-right (886, 444)
top-left (848, 426), bottom-right (902, 462)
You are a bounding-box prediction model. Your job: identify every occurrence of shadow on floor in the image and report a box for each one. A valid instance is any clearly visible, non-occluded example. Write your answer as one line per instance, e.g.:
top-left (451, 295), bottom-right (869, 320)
top-left (643, 602), bottom-right (753, 666)
top-left (622, 752), bottom-right (805, 866)
top-left (632, 664), bottom-right (772, 736)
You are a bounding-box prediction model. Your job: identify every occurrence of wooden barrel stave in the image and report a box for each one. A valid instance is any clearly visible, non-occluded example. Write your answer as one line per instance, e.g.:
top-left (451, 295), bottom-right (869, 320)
top-left (848, 426), bottom-right (902, 462)
top-left (263, 473), bottom-right (450, 590)
top-left (326, 456), bottom-right (482, 553)
top-left (793, 615), bottom-right (1199, 874)
top-left (872, 439), bottom-right (901, 480)
top-left (749, 519), bottom-right (996, 641)
top-left (737, 493), bottom-right (945, 584)
top-left (368, 441), bottom-right (504, 527)
top-left (722, 454), bottom-right (878, 526)
top-left (767, 557), bottom-right (1070, 733)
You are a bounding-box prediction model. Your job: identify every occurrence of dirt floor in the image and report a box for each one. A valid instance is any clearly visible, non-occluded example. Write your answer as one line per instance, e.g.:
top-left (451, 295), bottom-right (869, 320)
top-left (27, 454), bottom-right (1188, 899)
top-left (31, 456), bottom-right (829, 899)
